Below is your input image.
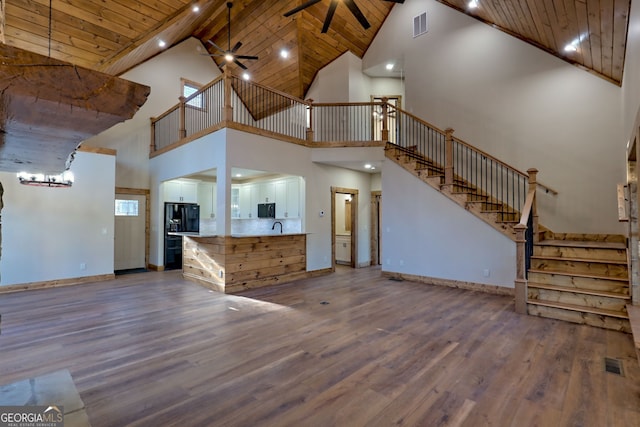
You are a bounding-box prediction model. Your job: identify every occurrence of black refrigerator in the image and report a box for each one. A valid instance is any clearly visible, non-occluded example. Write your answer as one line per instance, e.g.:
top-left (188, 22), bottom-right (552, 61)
top-left (164, 202), bottom-right (200, 270)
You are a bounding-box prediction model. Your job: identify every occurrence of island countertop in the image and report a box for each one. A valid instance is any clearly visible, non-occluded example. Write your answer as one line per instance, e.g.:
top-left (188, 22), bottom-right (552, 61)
top-left (169, 232), bottom-right (308, 238)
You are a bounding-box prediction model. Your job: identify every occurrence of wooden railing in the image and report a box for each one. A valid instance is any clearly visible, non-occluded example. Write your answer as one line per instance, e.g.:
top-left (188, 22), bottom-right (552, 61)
top-left (514, 169), bottom-right (539, 314)
top-left (150, 73), bottom-right (555, 223)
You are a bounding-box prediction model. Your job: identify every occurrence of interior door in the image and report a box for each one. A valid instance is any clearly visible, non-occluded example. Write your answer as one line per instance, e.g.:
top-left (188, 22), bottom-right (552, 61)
top-left (114, 194), bottom-right (146, 271)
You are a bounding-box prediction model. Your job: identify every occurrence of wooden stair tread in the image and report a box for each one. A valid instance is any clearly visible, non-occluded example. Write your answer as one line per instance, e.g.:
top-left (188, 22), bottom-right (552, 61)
top-left (528, 269), bottom-right (629, 282)
top-left (530, 255), bottom-right (627, 265)
top-left (537, 240), bottom-right (626, 250)
top-left (528, 282), bottom-right (630, 299)
top-left (527, 299), bottom-right (629, 319)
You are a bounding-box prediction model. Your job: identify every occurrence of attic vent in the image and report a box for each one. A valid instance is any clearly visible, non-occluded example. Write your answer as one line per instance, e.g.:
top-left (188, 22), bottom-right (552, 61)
top-left (413, 12), bottom-right (428, 38)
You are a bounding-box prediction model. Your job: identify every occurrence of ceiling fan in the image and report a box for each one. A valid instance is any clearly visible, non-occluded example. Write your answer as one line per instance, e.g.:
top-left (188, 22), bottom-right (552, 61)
top-left (284, 0), bottom-right (405, 34)
top-left (204, 2), bottom-right (258, 70)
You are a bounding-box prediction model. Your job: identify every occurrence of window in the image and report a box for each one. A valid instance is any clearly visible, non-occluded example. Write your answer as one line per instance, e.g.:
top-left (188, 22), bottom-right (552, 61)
top-left (181, 78), bottom-right (204, 109)
top-left (115, 199), bottom-right (139, 216)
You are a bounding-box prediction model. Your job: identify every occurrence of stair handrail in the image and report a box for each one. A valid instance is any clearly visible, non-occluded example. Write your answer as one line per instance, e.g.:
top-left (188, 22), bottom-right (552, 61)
top-left (386, 104), bottom-right (558, 195)
top-left (514, 168), bottom-right (539, 314)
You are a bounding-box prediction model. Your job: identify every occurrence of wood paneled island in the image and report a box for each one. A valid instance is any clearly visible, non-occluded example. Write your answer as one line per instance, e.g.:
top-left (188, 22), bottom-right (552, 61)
top-left (181, 234), bottom-right (307, 293)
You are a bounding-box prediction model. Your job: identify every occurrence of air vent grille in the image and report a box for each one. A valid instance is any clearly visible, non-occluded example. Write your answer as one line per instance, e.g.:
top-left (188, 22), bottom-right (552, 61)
top-left (604, 357), bottom-right (624, 376)
top-left (413, 12), bottom-right (428, 38)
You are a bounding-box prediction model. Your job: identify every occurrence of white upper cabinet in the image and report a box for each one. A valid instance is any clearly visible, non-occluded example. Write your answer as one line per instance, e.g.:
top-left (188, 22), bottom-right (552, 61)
top-left (197, 182), bottom-right (216, 219)
top-left (273, 177), bottom-right (300, 218)
top-left (164, 180), bottom-right (198, 203)
top-left (286, 177), bottom-right (300, 218)
top-left (238, 184), bottom-right (252, 219)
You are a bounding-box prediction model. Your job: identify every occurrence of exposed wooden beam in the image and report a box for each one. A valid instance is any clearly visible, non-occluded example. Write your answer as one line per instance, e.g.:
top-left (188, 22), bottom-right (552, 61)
top-left (0, 0), bottom-right (5, 43)
top-left (97, 1), bottom-right (223, 75)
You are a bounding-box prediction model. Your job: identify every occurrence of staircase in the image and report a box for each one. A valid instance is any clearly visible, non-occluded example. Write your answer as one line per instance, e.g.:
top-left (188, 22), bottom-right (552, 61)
top-left (526, 235), bottom-right (631, 332)
top-left (384, 143), bottom-right (520, 239)
top-left (386, 143), bottom-right (633, 333)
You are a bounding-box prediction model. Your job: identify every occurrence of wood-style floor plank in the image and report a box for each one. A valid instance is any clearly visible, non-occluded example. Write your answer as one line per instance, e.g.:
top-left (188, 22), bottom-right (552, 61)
top-left (0, 266), bottom-right (639, 426)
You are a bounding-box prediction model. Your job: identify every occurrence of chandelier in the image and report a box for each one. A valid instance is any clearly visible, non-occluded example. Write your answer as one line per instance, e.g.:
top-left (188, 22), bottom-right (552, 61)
top-left (17, 171), bottom-right (74, 188)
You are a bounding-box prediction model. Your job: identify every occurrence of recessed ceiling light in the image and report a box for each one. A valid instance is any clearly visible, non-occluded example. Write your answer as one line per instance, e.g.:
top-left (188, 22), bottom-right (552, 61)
top-left (468, 0), bottom-right (479, 8)
top-left (235, 173), bottom-right (242, 177)
top-left (280, 49), bottom-right (289, 59)
top-left (364, 164), bottom-right (372, 169)
top-left (158, 40), bottom-right (166, 48)
top-left (564, 43), bottom-right (578, 52)
top-left (385, 63), bottom-right (394, 71)
top-left (192, 5), bottom-right (200, 12)
top-left (242, 72), bottom-right (250, 80)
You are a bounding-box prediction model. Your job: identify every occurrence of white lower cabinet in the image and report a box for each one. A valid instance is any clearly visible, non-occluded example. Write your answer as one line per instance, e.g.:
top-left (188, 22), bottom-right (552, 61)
top-left (335, 235), bottom-right (351, 263)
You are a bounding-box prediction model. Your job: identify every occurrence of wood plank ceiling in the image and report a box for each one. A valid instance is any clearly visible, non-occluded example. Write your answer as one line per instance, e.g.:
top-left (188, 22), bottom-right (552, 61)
top-left (436, 0), bottom-right (631, 86)
top-left (1, 0), bottom-right (633, 96)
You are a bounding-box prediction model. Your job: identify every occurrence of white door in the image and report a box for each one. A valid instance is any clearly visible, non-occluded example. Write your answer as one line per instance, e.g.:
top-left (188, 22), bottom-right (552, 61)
top-left (114, 194), bottom-right (146, 271)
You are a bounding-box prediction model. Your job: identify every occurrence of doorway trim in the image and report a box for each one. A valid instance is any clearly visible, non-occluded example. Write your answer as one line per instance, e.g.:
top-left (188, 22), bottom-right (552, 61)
top-left (115, 187), bottom-right (150, 270)
top-left (331, 186), bottom-right (358, 271)
top-left (370, 190), bottom-right (381, 266)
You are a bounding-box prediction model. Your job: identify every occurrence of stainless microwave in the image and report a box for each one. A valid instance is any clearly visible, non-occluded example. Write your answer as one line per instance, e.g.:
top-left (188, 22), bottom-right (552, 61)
top-left (258, 203), bottom-right (275, 218)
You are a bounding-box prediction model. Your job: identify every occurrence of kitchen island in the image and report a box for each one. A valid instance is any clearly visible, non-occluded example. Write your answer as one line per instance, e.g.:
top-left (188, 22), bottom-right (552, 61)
top-left (179, 233), bottom-right (307, 293)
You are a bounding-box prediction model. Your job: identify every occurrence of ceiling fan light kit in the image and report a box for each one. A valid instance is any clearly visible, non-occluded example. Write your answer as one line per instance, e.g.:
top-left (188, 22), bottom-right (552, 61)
top-left (204, 2), bottom-right (259, 70)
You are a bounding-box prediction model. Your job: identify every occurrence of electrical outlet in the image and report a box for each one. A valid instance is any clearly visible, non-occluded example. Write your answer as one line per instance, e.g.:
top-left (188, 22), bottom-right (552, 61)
top-left (219, 270), bottom-right (224, 278)
top-left (483, 269), bottom-right (490, 277)
top-left (80, 263), bottom-right (87, 270)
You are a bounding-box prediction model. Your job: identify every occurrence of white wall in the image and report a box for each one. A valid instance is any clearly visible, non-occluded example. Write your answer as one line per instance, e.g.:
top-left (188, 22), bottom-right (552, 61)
top-left (306, 51), bottom-right (404, 103)
top-left (382, 159), bottom-right (516, 287)
top-left (364, 0), bottom-right (625, 235)
top-left (0, 151), bottom-right (116, 286)
top-left (623, 0), bottom-right (640, 143)
top-left (85, 38), bottom-right (221, 189)
top-left (149, 127), bottom-right (376, 270)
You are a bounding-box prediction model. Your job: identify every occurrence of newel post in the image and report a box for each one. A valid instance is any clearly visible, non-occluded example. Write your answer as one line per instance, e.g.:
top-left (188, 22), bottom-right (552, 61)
top-left (444, 128), bottom-right (454, 187)
top-left (223, 66), bottom-right (233, 122)
top-left (178, 96), bottom-right (187, 139)
top-left (514, 224), bottom-right (528, 314)
top-left (381, 97), bottom-right (389, 142)
top-left (149, 117), bottom-right (156, 153)
top-left (527, 168), bottom-right (539, 242)
top-left (306, 99), bottom-right (314, 143)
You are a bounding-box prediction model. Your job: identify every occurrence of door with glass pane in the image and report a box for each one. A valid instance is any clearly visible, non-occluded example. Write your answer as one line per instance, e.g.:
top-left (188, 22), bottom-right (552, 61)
top-left (114, 194), bottom-right (146, 271)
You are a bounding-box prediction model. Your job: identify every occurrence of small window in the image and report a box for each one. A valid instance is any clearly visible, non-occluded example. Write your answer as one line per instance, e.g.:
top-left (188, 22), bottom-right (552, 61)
top-left (115, 199), bottom-right (139, 217)
top-left (182, 78), bottom-right (204, 109)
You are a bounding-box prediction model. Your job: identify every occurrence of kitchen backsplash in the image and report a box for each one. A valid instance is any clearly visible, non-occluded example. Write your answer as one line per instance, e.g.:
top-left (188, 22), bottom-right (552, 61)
top-left (199, 218), bottom-right (217, 235)
top-left (232, 218), bottom-right (302, 235)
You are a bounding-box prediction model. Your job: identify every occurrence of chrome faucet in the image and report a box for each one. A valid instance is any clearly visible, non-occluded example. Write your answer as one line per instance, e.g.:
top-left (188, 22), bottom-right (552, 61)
top-left (272, 221), bottom-right (283, 234)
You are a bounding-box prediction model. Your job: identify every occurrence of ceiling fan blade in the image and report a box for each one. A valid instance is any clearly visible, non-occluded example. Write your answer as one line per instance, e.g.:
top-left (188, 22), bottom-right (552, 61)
top-left (236, 55), bottom-right (259, 60)
top-left (234, 59), bottom-right (248, 70)
top-left (344, 0), bottom-right (370, 30)
top-left (219, 59), bottom-right (228, 68)
top-left (231, 41), bottom-right (242, 53)
top-left (384, 0), bottom-right (405, 3)
top-left (206, 39), bottom-right (225, 53)
top-left (322, 1), bottom-right (339, 33)
top-left (283, 0), bottom-right (322, 17)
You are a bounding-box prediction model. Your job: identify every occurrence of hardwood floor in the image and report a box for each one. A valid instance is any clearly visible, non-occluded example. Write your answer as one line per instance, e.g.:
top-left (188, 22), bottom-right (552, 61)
top-left (0, 266), bottom-right (638, 426)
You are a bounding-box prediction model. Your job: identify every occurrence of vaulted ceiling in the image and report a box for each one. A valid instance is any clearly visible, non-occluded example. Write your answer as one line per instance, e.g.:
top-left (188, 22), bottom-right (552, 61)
top-left (436, 0), bottom-right (631, 86)
top-left (2, 0), bottom-right (631, 102)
